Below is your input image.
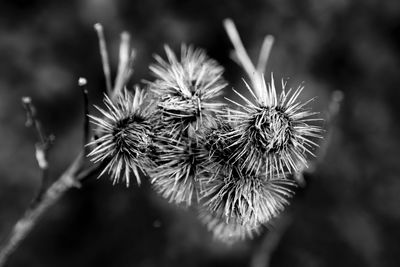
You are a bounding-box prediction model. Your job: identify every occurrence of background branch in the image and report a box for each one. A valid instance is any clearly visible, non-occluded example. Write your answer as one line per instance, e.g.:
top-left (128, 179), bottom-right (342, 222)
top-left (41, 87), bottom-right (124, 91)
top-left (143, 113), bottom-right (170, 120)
top-left (21, 97), bottom-right (54, 204)
top-left (0, 24), bottom-right (134, 265)
top-left (0, 92), bottom-right (101, 266)
top-left (0, 153), bottom-right (87, 267)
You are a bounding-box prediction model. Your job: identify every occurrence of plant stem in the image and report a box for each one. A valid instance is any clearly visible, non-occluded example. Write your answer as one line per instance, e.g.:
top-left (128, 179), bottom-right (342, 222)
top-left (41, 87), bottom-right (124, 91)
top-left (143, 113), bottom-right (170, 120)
top-left (0, 153), bottom-right (98, 266)
top-left (94, 23), bottom-right (113, 96)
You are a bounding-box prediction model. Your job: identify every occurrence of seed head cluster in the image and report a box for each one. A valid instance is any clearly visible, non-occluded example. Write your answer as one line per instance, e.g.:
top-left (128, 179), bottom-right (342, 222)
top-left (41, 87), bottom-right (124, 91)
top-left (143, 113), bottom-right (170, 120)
top-left (88, 27), bottom-right (323, 243)
top-left (200, 167), bottom-right (295, 226)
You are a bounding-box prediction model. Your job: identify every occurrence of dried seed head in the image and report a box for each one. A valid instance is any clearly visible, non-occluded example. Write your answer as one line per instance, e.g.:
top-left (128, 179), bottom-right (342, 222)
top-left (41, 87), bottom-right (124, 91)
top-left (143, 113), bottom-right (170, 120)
top-left (200, 164), bottom-right (295, 228)
top-left (250, 107), bottom-right (292, 153)
top-left (148, 44), bottom-right (227, 134)
top-left (226, 74), bottom-right (323, 176)
top-left (149, 137), bottom-right (205, 206)
top-left (203, 120), bottom-right (239, 166)
top-left (88, 88), bottom-right (153, 186)
top-left (198, 120), bottom-right (244, 189)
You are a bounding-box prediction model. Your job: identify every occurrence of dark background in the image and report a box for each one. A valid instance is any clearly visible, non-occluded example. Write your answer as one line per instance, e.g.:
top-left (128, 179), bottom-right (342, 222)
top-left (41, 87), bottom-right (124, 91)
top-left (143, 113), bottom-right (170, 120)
top-left (0, 0), bottom-right (400, 266)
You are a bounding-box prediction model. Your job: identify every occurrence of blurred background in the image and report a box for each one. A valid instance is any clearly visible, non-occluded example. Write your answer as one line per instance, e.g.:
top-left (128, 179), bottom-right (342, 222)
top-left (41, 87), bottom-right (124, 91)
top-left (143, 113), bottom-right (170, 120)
top-left (0, 0), bottom-right (400, 266)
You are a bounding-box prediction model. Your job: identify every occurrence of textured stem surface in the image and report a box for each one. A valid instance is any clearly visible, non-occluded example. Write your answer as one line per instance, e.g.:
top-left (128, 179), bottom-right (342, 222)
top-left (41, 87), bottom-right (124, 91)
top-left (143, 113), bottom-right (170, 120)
top-left (0, 154), bottom-right (87, 266)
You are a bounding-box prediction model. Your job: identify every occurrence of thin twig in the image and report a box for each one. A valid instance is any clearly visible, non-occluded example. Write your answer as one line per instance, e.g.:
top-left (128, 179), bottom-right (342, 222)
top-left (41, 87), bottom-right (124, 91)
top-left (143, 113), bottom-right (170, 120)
top-left (113, 32), bottom-right (132, 99)
top-left (256, 35), bottom-right (274, 75)
top-left (0, 87), bottom-right (108, 265)
top-left (0, 151), bottom-right (102, 267)
top-left (223, 18), bottom-right (273, 101)
top-left (21, 97), bottom-right (54, 203)
top-left (21, 97), bottom-right (46, 144)
top-left (0, 152), bottom-right (84, 267)
top-left (0, 99), bottom-right (82, 266)
top-left (94, 23), bottom-right (113, 96)
top-left (0, 96), bottom-right (100, 266)
top-left (0, 25), bottom-right (137, 267)
top-left (78, 77), bottom-right (90, 155)
top-left (223, 19), bottom-right (256, 81)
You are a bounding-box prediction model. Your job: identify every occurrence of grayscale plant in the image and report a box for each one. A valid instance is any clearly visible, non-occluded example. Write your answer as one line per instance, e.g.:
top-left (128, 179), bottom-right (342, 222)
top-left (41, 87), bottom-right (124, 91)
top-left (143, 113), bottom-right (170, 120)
top-left (0, 20), bottom-right (329, 265)
top-left (148, 44), bottom-right (227, 137)
top-left (198, 120), bottom-right (296, 241)
top-left (225, 75), bottom-right (323, 177)
top-left (200, 166), bottom-right (295, 227)
top-left (87, 87), bottom-right (153, 186)
top-left (86, 20), bottom-right (323, 242)
top-left (149, 136), bottom-right (205, 206)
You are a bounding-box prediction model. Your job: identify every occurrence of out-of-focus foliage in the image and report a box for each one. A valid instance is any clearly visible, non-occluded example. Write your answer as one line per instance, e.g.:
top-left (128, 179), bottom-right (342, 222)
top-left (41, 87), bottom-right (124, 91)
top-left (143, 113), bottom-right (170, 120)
top-left (0, 0), bottom-right (400, 266)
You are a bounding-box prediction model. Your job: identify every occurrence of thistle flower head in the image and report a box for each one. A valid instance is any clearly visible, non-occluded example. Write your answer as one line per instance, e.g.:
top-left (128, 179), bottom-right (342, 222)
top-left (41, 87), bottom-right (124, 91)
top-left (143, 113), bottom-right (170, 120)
top-left (88, 88), bottom-right (153, 186)
top-left (203, 120), bottom-right (238, 165)
top-left (148, 44), bottom-right (227, 133)
top-left (149, 136), bottom-right (205, 206)
top-left (226, 74), bottom-right (323, 176)
top-left (200, 166), bottom-right (295, 228)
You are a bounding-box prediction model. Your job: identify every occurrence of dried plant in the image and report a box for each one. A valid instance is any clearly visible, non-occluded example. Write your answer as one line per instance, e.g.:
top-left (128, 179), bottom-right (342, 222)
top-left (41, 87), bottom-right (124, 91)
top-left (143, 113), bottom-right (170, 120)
top-left (224, 75), bottom-right (323, 177)
top-left (148, 44), bottom-right (227, 136)
top-left (88, 88), bottom-right (153, 186)
top-left (0, 18), bottom-right (342, 267)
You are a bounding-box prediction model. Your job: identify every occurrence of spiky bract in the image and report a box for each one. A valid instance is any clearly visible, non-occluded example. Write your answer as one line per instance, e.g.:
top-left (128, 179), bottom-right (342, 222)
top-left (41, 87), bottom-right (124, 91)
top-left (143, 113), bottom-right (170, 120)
top-left (204, 120), bottom-right (237, 158)
top-left (226, 75), bottom-right (323, 176)
top-left (88, 88), bottom-right (153, 186)
top-left (149, 45), bottom-right (227, 135)
top-left (197, 119), bottom-right (295, 242)
top-left (149, 136), bottom-right (205, 206)
top-left (200, 166), bottom-right (295, 228)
